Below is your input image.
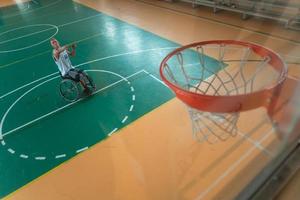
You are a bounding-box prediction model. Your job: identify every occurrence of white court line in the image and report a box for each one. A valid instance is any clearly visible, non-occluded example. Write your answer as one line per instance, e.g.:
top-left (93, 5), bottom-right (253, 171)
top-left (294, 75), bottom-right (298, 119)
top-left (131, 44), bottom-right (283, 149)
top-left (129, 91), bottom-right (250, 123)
top-left (1, 70), bottom-right (143, 138)
top-left (20, 154), bottom-right (29, 159)
top-left (129, 105), bottom-right (134, 112)
top-left (35, 157), bottom-right (46, 160)
top-left (55, 154), bottom-right (66, 159)
top-left (57, 13), bottom-right (103, 28)
top-left (74, 47), bottom-right (176, 68)
top-left (0, 75), bottom-right (59, 139)
top-left (0, 73), bottom-right (57, 100)
top-left (142, 70), bottom-right (168, 87)
top-left (7, 148), bottom-right (15, 154)
top-left (108, 128), bottom-right (118, 136)
top-left (76, 147), bottom-right (88, 153)
top-left (238, 131), bottom-right (274, 157)
top-left (121, 116), bottom-right (128, 124)
top-left (0, 47), bottom-right (177, 100)
top-left (195, 128), bottom-right (275, 200)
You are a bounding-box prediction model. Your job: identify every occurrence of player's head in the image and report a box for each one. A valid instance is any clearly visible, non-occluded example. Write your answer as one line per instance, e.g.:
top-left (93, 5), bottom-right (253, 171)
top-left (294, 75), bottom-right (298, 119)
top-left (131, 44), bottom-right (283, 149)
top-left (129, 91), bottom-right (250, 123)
top-left (50, 38), bottom-right (60, 49)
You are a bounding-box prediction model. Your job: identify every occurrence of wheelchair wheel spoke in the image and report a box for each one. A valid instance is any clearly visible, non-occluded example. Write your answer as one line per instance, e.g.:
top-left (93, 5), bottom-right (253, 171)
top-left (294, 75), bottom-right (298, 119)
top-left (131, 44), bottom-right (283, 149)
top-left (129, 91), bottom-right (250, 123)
top-left (60, 79), bottom-right (79, 102)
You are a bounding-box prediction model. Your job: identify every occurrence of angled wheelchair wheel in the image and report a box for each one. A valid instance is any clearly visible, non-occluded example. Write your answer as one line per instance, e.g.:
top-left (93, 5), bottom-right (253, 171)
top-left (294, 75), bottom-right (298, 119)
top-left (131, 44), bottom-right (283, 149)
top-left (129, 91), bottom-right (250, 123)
top-left (81, 72), bottom-right (96, 93)
top-left (86, 73), bottom-right (96, 90)
top-left (60, 79), bottom-right (80, 102)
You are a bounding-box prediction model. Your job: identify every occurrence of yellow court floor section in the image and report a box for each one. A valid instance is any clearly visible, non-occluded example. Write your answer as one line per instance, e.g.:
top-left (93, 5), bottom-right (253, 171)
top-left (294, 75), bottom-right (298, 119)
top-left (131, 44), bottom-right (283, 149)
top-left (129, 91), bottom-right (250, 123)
top-left (5, 99), bottom-right (276, 200)
top-left (5, 0), bottom-right (300, 199)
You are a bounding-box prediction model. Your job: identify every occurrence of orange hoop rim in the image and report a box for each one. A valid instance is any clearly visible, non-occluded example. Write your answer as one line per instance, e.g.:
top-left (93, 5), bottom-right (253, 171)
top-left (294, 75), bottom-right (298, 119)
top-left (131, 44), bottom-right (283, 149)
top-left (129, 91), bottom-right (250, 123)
top-left (159, 40), bottom-right (287, 113)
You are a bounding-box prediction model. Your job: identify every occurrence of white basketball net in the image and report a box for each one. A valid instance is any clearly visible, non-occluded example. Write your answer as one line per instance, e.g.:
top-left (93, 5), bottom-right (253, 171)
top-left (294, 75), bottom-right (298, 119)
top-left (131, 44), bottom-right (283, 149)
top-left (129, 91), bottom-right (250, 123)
top-left (162, 43), bottom-right (283, 143)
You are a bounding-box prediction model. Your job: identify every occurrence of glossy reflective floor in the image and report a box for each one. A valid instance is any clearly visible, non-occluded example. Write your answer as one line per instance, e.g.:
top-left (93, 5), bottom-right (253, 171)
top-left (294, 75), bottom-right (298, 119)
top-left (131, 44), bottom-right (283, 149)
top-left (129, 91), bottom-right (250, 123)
top-left (1, 0), bottom-right (300, 199)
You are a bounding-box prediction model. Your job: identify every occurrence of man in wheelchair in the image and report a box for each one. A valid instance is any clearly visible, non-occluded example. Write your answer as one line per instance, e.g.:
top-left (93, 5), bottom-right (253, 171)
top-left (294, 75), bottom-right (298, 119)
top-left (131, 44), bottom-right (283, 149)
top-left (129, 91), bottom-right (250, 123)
top-left (50, 38), bottom-right (95, 95)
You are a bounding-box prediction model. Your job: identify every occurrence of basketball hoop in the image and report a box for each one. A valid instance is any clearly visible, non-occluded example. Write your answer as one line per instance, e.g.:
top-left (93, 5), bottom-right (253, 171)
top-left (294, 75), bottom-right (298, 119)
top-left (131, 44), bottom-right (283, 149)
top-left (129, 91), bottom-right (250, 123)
top-left (159, 40), bottom-right (287, 143)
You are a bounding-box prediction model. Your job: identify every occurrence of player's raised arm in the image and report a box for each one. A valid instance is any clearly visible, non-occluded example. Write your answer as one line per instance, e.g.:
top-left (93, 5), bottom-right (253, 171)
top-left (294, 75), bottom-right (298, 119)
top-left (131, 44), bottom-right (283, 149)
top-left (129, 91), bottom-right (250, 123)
top-left (68, 43), bottom-right (76, 57)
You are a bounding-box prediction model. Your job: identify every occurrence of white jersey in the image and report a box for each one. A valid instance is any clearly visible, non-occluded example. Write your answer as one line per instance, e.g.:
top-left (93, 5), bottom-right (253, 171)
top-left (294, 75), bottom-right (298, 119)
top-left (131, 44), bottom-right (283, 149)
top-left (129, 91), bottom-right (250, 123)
top-left (54, 49), bottom-right (74, 76)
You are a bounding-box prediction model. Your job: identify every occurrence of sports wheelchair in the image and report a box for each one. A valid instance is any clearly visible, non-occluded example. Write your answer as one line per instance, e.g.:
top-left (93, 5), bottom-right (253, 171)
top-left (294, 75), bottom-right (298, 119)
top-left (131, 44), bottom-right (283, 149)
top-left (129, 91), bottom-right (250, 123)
top-left (59, 69), bottom-right (96, 102)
